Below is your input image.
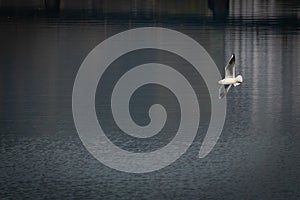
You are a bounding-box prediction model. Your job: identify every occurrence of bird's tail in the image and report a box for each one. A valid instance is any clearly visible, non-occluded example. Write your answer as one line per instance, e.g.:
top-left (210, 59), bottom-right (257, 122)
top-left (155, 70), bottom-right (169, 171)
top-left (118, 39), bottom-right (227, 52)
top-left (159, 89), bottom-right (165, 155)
top-left (234, 75), bottom-right (243, 87)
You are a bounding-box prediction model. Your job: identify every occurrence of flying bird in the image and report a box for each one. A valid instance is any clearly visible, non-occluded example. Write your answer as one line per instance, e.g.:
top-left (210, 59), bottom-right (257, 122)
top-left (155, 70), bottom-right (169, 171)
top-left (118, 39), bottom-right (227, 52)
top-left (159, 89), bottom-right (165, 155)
top-left (218, 54), bottom-right (243, 99)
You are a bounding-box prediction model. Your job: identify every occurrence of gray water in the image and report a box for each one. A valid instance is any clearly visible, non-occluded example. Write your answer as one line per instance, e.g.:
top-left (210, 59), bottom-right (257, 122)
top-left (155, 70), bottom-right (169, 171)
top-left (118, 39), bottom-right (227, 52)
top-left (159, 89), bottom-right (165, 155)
top-left (1, 0), bottom-right (300, 199)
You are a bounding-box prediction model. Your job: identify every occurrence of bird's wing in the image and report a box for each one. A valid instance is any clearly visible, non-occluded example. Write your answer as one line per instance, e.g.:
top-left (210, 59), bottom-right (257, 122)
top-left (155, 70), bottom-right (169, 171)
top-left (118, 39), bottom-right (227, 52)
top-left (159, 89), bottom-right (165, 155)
top-left (219, 84), bottom-right (232, 99)
top-left (225, 54), bottom-right (235, 78)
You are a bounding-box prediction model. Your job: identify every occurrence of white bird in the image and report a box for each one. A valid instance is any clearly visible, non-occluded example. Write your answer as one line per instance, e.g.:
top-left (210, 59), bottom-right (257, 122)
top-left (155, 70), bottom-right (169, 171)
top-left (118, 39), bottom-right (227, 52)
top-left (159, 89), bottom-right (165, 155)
top-left (218, 54), bottom-right (243, 99)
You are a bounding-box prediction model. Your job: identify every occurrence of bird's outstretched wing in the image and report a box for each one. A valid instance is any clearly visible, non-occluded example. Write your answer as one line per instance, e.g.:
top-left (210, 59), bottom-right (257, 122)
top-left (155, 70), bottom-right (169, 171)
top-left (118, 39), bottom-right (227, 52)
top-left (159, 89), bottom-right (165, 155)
top-left (219, 84), bottom-right (232, 99)
top-left (225, 54), bottom-right (235, 78)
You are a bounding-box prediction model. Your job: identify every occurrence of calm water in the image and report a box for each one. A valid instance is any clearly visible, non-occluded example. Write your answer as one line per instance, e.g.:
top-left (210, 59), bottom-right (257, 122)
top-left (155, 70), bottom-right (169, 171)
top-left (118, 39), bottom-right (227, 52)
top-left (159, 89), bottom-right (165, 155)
top-left (1, 0), bottom-right (300, 199)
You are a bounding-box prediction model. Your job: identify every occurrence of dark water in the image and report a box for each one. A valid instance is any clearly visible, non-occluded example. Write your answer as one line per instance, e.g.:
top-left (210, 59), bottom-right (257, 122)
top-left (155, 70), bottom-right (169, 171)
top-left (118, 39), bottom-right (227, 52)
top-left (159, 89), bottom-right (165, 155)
top-left (1, 0), bottom-right (300, 199)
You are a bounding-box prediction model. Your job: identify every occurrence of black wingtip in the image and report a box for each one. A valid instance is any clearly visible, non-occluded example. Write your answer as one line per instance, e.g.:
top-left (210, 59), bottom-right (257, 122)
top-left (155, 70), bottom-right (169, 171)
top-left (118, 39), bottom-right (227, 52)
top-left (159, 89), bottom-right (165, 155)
top-left (229, 54), bottom-right (235, 64)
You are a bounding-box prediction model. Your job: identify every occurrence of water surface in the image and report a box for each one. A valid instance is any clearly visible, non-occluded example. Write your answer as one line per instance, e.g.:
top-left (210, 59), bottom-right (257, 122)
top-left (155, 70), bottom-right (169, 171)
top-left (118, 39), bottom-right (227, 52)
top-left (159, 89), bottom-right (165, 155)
top-left (0, 0), bottom-right (300, 199)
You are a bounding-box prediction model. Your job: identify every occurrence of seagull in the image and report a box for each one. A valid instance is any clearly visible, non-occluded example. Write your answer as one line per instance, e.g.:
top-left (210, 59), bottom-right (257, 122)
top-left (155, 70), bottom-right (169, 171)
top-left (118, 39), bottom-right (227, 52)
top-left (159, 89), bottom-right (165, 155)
top-left (218, 54), bottom-right (243, 99)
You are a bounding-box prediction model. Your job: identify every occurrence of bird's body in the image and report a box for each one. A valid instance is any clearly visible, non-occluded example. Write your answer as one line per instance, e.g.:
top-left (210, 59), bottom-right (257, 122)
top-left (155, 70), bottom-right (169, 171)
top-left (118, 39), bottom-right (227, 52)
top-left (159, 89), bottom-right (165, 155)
top-left (218, 77), bottom-right (242, 85)
top-left (218, 54), bottom-right (243, 99)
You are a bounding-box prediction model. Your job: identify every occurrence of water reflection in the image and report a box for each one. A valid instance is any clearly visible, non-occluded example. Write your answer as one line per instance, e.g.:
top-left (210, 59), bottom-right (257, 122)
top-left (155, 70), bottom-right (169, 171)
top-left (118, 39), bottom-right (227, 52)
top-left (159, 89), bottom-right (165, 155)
top-left (1, 0), bottom-right (299, 21)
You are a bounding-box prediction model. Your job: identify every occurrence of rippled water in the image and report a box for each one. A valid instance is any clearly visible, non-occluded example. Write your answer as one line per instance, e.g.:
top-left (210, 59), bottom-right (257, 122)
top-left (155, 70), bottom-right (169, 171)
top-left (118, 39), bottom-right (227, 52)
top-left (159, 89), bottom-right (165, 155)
top-left (0, 0), bottom-right (300, 199)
